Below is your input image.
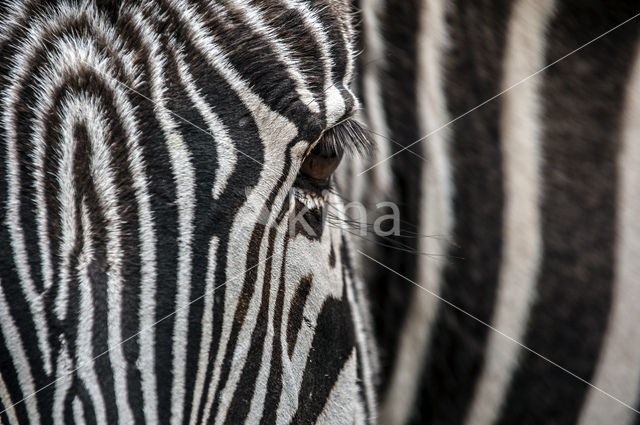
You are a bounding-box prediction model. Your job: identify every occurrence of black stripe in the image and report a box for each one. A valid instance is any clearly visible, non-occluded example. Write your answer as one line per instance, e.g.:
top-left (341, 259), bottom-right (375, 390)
top-left (14, 62), bottom-right (44, 296)
top-left (63, 387), bottom-right (75, 425)
top-left (0, 406), bottom-right (9, 425)
top-left (290, 287), bottom-right (355, 424)
top-left (498, 3), bottom-right (640, 424)
top-left (286, 275), bottom-right (313, 358)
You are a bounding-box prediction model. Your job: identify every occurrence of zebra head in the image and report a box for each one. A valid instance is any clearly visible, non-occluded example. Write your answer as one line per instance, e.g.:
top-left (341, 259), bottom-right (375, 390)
top-left (0, 1), bottom-right (376, 423)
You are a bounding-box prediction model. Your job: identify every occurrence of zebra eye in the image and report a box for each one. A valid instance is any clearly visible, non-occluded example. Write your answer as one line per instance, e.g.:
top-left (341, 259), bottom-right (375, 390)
top-left (300, 141), bottom-right (344, 181)
top-left (298, 119), bottom-right (372, 183)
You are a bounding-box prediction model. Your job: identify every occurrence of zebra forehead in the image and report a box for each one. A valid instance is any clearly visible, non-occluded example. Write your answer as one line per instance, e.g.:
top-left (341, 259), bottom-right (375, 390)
top-left (4, 0), bottom-right (360, 146)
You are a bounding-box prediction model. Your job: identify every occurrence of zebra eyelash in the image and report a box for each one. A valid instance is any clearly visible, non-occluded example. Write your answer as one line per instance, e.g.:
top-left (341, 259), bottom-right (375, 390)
top-left (313, 118), bottom-right (375, 158)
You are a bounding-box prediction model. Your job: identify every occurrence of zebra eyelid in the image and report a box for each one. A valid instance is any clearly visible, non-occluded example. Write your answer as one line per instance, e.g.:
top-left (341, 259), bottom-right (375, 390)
top-left (306, 118), bottom-right (375, 160)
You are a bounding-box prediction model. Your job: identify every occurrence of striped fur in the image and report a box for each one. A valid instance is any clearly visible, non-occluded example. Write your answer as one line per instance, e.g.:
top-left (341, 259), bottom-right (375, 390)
top-left (355, 0), bottom-right (640, 424)
top-left (0, 1), bottom-right (377, 423)
top-left (5, 1), bottom-right (640, 424)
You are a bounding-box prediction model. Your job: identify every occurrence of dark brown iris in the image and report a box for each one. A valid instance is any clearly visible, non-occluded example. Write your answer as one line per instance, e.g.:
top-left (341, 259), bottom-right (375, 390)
top-left (299, 142), bottom-right (344, 181)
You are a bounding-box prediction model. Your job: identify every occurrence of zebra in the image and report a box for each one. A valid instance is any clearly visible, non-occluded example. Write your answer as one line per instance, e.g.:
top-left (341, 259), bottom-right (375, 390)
top-left (0, 0), bottom-right (378, 423)
top-left (4, 0), bottom-right (640, 424)
top-left (350, 0), bottom-right (640, 424)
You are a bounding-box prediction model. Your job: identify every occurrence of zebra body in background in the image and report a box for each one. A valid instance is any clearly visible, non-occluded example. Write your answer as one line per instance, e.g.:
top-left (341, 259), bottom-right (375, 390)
top-left (0, 1), bottom-right (377, 423)
top-left (352, 0), bottom-right (640, 424)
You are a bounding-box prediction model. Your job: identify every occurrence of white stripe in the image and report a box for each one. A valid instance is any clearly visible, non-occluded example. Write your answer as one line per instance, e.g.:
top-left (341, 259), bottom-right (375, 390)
top-left (52, 345), bottom-right (73, 425)
top-left (72, 397), bottom-right (86, 425)
top-left (327, 1), bottom-right (356, 124)
top-left (325, 84), bottom-right (346, 127)
top-left (188, 237), bottom-right (219, 425)
top-left (0, 373), bottom-right (19, 425)
top-left (165, 108), bottom-right (196, 425)
top-left (337, 1), bottom-right (356, 90)
top-left (0, 281), bottom-right (40, 424)
top-left (464, 2), bottom-right (554, 424)
top-left (577, 40), bottom-right (640, 425)
top-left (55, 95), bottom-right (81, 324)
top-left (379, 1), bottom-right (451, 423)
